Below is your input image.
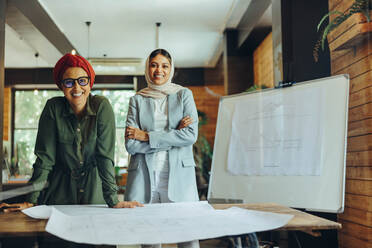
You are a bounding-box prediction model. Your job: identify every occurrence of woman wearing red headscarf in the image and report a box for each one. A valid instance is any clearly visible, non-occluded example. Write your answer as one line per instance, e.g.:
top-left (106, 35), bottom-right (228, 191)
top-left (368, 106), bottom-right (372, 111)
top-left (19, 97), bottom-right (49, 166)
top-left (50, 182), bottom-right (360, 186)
top-left (0, 53), bottom-right (142, 211)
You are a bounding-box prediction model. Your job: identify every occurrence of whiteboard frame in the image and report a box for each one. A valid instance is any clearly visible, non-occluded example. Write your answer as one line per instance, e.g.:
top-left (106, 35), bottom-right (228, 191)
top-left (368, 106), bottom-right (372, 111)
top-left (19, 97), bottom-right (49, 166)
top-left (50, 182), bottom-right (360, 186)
top-left (208, 74), bottom-right (349, 213)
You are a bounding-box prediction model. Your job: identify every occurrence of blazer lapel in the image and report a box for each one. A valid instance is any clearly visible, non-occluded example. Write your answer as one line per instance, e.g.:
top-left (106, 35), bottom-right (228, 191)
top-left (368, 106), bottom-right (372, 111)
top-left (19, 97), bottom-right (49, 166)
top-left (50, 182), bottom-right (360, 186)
top-left (168, 93), bottom-right (183, 129)
top-left (168, 94), bottom-right (176, 129)
top-left (139, 97), bottom-right (155, 131)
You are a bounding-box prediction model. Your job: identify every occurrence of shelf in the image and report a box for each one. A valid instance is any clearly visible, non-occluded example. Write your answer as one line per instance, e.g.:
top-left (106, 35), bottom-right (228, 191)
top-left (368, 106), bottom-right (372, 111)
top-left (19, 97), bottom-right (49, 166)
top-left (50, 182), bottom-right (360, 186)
top-left (327, 11), bottom-right (372, 52)
top-left (329, 22), bottom-right (372, 51)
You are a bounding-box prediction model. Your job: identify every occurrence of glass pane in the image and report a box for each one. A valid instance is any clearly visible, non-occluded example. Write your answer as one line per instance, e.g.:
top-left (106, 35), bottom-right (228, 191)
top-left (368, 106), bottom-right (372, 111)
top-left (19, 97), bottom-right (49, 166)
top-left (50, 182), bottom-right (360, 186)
top-left (92, 90), bottom-right (135, 128)
top-left (13, 129), bottom-right (38, 176)
top-left (15, 90), bottom-right (63, 129)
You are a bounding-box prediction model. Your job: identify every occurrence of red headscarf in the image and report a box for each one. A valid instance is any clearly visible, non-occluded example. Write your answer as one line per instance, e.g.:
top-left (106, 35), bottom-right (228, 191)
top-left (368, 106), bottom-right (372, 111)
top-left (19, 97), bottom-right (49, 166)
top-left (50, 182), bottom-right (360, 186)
top-left (53, 53), bottom-right (95, 89)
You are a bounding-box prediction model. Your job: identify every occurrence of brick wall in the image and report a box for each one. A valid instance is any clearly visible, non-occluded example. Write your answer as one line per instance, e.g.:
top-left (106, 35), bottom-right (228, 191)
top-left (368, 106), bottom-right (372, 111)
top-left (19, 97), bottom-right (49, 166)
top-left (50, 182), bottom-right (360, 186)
top-left (188, 85), bottom-right (224, 147)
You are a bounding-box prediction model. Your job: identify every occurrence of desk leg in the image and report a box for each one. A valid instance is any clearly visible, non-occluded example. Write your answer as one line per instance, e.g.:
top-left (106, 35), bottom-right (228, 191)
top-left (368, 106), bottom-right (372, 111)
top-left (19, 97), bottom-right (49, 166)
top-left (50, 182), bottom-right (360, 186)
top-left (241, 233), bottom-right (259, 248)
top-left (230, 233), bottom-right (259, 248)
top-left (293, 232), bottom-right (303, 248)
top-left (230, 236), bottom-right (242, 248)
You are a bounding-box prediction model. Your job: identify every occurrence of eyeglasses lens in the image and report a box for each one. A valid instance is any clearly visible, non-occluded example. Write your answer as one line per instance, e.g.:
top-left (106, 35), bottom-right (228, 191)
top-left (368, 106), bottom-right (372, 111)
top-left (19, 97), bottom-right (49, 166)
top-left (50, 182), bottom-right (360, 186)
top-left (78, 78), bottom-right (89, 86)
top-left (63, 79), bottom-right (74, 88)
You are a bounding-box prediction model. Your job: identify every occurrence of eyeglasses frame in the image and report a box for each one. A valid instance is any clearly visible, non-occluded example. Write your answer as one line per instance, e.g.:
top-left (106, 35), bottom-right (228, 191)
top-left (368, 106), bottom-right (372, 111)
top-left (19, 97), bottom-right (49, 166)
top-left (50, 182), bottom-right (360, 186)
top-left (61, 76), bottom-right (90, 88)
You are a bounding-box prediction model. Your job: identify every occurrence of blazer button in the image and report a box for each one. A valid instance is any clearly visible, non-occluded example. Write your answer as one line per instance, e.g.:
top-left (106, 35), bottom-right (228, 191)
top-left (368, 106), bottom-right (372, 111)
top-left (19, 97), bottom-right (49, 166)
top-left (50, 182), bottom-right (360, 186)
top-left (79, 189), bottom-right (84, 193)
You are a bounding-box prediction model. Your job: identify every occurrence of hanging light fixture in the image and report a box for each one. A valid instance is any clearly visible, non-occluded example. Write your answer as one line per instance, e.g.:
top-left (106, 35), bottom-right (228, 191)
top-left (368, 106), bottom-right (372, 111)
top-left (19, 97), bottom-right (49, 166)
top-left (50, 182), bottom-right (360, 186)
top-left (85, 21), bottom-right (92, 59)
top-left (34, 52), bottom-right (39, 94)
top-left (156, 22), bottom-right (161, 49)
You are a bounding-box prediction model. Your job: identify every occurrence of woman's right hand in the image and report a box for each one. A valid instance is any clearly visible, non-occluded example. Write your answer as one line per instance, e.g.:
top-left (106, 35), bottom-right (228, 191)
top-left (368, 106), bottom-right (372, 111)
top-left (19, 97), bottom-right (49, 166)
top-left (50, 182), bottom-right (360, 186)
top-left (113, 201), bottom-right (143, 208)
top-left (177, 116), bottom-right (193, 130)
top-left (0, 202), bottom-right (34, 213)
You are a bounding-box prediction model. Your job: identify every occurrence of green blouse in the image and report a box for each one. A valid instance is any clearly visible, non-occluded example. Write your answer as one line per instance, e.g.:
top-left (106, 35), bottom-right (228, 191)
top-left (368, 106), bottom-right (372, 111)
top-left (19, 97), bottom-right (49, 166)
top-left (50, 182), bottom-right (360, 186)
top-left (26, 94), bottom-right (119, 207)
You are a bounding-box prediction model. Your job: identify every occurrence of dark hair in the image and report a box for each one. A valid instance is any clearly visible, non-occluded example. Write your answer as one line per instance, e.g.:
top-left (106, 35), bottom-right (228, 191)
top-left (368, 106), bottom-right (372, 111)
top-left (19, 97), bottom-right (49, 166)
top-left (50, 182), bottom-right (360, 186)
top-left (149, 49), bottom-right (172, 64)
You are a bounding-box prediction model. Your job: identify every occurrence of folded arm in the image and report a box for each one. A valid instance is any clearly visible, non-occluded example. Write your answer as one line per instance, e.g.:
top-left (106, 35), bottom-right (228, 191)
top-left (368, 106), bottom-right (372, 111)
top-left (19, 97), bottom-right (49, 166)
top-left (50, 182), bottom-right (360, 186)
top-left (148, 89), bottom-right (198, 149)
top-left (125, 97), bottom-right (171, 155)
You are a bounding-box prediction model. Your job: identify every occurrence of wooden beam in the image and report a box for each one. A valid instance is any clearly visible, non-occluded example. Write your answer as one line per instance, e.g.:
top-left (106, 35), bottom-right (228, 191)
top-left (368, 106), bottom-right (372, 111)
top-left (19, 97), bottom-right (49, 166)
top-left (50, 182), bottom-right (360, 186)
top-left (9, 0), bottom-right (77, 55)
top-left (4, 68), bottom-right (205, 87)
top-left (223, 30), bottom-right (253, 95)
top-left (237, 0), bottom-right (272, 49)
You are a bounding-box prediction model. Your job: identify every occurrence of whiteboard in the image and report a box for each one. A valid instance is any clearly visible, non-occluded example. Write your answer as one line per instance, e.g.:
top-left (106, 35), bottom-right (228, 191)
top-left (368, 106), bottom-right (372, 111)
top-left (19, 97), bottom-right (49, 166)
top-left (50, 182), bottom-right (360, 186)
top-left (208, 75), bottom-right (349, 213)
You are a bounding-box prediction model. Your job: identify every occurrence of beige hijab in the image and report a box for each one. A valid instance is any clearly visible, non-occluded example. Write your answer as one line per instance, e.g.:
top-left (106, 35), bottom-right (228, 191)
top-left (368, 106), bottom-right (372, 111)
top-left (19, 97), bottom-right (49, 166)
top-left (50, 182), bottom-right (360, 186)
top-left (137, 50), bottom-right (184, 98)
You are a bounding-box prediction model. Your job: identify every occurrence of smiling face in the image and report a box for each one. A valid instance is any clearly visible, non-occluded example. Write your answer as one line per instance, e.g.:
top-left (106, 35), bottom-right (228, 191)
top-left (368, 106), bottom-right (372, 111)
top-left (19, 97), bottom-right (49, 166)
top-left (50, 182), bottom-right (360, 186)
top-left (61, 67), bottom-right (91, 115)
top-left (148, 54), bottom-right (172, 85)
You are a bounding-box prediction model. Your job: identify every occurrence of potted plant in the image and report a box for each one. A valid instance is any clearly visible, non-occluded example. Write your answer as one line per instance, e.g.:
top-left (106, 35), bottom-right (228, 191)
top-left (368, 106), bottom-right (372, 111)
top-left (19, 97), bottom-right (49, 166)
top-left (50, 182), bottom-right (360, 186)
top-left (313, 0), bottom-right (370, 62)
top-left (193, 110), bottom-right (213, 200)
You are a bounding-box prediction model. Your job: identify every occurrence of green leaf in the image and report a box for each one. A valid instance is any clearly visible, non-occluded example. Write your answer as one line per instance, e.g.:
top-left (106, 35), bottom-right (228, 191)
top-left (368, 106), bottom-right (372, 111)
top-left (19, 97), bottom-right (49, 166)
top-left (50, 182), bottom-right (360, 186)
top-left (321, 17), bottom-right (340, 50)
top-left (317, 10), bottom-right (343, 32)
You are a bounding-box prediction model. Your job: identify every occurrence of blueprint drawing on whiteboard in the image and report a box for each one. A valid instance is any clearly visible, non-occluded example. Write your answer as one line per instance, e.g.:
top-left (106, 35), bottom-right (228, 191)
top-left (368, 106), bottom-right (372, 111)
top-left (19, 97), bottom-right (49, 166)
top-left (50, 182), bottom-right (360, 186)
top-left (227, 86), bottom-right (324, 176)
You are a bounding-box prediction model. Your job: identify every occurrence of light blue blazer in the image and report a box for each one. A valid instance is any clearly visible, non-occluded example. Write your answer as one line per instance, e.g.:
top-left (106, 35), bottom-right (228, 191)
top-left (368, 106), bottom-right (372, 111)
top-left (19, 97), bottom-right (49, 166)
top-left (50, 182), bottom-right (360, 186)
top-left (124, 88), bottom-right (199, 203)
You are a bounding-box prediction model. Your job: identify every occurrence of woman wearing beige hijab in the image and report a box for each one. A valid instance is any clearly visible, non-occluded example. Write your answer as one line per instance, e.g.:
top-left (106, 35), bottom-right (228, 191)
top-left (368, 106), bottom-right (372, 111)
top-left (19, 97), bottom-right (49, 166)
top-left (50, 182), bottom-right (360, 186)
top-left (125, 49), bottom-right (199, 248)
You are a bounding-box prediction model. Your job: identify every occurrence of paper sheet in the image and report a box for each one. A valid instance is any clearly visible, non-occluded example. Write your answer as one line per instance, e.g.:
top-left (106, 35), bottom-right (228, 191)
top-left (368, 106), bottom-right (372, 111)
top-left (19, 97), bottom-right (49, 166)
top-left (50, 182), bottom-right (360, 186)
top-left (23, 202), bottom-right (293, 245)
top-left (227, 87), bottom-right (324, 176)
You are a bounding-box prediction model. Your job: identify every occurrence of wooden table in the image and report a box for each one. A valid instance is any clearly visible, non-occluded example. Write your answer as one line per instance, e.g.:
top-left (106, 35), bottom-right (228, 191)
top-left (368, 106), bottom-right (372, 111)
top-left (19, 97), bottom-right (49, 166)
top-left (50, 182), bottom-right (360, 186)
top-left (0, 203), bottom-right (341, 237)
top-left (213, 203), bottom-right (341, 237)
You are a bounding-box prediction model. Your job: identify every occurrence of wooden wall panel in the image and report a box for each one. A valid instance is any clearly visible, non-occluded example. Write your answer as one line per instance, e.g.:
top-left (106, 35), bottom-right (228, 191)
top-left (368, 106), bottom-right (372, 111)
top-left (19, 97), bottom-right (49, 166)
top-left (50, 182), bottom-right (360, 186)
top-left (347, 151), bottom-right (372, 166)
top-left (336, 54), bottom-right (372, 79)
top-left (331, 36), bottom-right (372, 75)
top-left (338, 220), bottom-right (372, 242)
top-left (328, 1), bottom-right (372, 247)
top-left (346, 167), bottom-right (372, 179)
top-left (253, 32), bottom-right (274, 88)
top-left (350, 71), bottom-right (372, 93)
top-left (329, 0), bottom-right (345, 12)
top-left (3, 87), bottom-right (10, 141)
top-left (339, 232), bottom-right (372, 248)
top-left (347, 134), bottom-right (372, 152)
top-left (345, 179), bottom-right (372, 196)
top-left (339, 207), bottom-right (372, 227)
top-left (348, 118), bottom-right (372, 137)
top-left (329, 0), bottom-right (354, 19)
top-left (349, 102), bottom-right (372, 122)
top-left (349, 86), bottom-right (372, 108)
top-left (344, 193), bottom-right (372, 212)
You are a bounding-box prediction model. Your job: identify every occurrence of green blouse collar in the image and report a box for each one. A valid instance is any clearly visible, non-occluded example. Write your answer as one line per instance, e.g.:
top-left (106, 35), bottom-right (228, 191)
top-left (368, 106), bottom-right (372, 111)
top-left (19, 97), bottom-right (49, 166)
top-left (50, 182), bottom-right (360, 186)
top-left (63, 94), bottom-right (97, 117)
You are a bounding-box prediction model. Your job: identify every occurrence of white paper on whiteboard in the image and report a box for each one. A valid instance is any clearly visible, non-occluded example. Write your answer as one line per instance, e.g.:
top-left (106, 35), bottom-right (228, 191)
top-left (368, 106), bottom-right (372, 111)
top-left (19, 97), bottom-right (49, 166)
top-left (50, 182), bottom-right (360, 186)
top-left (227, 86), bottom-right (325, 176)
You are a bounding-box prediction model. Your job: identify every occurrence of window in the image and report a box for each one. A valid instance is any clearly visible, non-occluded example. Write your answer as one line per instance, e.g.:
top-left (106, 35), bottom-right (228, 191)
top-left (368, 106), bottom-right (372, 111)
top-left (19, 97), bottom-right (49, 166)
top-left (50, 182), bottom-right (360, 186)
top-left (13, 89), bottom-right (135, 177)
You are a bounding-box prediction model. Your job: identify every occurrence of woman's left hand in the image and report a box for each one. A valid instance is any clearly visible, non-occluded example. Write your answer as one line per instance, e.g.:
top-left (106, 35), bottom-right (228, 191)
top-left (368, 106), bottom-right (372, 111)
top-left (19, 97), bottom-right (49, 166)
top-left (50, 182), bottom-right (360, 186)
top-left (125, 126), bottom-right (149, 141)
top-left (113, 201), bottom-right (144, 208)
top-left (0, 202), bottom-right (34, 213)
top-left (177, 116), bottom-right (193, 130)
